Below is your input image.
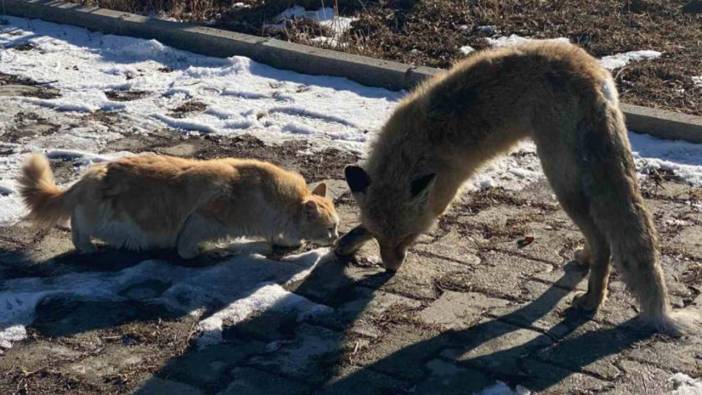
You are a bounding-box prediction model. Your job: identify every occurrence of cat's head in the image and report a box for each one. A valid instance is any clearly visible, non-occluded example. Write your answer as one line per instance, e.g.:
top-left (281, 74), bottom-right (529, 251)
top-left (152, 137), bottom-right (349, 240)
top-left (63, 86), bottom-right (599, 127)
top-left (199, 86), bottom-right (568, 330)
top-left (299, 183), bottom-right (339, 246)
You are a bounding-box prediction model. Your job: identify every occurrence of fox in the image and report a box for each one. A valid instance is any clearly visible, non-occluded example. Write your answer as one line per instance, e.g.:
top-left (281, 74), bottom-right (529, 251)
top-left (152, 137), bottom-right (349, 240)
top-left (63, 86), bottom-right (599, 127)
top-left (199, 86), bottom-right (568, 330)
top-left (18, 153), bottom-right (339, 258)
top-left (338, 41), bottom-right (694, 336)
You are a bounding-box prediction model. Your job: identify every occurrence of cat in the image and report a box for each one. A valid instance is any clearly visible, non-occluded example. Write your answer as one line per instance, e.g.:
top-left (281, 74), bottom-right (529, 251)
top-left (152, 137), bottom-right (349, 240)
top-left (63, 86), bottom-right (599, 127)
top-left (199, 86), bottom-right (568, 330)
top-left (18, 153), bottom-right (339, 258)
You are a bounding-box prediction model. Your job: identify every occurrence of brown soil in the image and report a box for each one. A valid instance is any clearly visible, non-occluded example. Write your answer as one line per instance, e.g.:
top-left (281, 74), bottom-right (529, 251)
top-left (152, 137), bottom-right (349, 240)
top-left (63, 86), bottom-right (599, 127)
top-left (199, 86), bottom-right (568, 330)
top-left (168, 100), bottom-right (208, 118)
top-left (104, 89), bottom-right (151, 101)
top-left (69, 0), bottom-right (701, 115)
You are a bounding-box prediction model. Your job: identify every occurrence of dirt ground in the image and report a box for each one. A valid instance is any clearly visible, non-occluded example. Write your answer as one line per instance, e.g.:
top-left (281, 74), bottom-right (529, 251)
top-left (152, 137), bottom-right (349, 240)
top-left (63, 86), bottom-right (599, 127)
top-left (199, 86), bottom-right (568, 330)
top-left (1, 77), bottom-right (702, 394)
top-left (66, 0), bottom-right (702, 116)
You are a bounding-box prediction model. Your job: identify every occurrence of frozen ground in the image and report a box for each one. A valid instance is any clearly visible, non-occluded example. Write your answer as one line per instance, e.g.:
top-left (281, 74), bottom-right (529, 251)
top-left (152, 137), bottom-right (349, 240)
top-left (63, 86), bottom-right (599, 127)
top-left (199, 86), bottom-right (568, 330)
top-left (0, 15), bottom-right (701, 395)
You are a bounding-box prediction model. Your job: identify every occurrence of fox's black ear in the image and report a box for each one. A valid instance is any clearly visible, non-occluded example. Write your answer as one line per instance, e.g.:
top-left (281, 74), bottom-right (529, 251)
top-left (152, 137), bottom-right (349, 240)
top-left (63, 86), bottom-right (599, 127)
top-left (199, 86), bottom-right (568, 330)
top-left (345, 165), bottom-right (370, 194)
top-left (410, 173), bottom-right (436, 198)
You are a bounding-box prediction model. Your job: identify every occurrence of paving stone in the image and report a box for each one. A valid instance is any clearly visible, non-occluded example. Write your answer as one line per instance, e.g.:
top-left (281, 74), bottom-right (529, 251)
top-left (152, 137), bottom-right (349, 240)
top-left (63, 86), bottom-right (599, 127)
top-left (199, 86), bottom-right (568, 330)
top-left (217, 367), bottom-right (311, 395)
top-left (319, 364), bottom-right (410, 395)
top-left (625, 333), bottom-right (702, 376)
top-left (155, 340), bottom-right (268, 388)
top-left (418, 291), bottom-right (509, 330)
top-left (248, 323), bottom-right (343, 384)
top-left (440, 319), bottom-right (553, 375)
top-left (349, 323), bottom-right (451, 381)
top-left (286, 257), bottom-right (387, 307)
top-left (671, 225), bottom-right (702, 258)
top-left (518, 359), bottom-right (611, 394)
top-left (436, 250), bottom-right (554, 301)
top-left (412, 230), bottom-right (481, 266)
top-left (487, 280), bottom-right (582, 338)
top-left (534, 322), bottom-right (648, 381)
top-left (488, 221), bottom-right (583, 268)
top-left (602, 359), bottom-right (677, 395)
top-left (361, 253), bottom-right (473, 301)
top-left (332, 288), bottom-right (423, 336)
top-left (136, 377), bottom-right (204, 395)
top-left (410, 359), bottom-right (493, 395)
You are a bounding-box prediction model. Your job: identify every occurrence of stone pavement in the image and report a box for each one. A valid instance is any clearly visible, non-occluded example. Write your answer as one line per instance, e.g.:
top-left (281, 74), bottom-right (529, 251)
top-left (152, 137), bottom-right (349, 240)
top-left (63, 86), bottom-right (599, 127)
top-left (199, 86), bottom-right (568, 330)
top-left (0, 97), bottom-right (701, 394)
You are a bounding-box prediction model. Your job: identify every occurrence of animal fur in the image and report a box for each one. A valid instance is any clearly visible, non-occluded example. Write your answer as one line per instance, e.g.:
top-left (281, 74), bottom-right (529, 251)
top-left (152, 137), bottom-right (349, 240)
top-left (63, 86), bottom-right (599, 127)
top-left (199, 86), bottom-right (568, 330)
top-left (19, 153), bottom-right (339, 258)
top-left (343, 41), bottom-right (690, 335)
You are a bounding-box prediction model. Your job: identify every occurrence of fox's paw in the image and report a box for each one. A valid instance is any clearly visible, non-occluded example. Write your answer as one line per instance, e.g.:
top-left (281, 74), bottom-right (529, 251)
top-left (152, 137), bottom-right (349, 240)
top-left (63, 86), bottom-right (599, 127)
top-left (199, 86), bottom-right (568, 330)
top-left (76, 242), bottom-right (97, 254)
top-left (572, 290), bottom-right (604, 312)
top-left (574, 247), bottom-right (591, 267)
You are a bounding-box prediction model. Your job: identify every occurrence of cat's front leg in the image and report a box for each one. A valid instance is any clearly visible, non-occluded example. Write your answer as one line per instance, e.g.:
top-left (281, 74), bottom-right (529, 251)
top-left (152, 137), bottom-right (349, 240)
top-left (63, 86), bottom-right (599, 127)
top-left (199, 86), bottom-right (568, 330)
top-left (271, 234), bottom-right (303, 249)
top-left (176, 212), bottom-right (227, 259)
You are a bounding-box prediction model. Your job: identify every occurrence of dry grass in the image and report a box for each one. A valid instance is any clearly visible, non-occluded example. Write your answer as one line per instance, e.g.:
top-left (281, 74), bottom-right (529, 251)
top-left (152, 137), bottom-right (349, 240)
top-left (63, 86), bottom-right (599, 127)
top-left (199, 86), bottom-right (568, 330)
top-left (67, 0), bottom-right (702, 115)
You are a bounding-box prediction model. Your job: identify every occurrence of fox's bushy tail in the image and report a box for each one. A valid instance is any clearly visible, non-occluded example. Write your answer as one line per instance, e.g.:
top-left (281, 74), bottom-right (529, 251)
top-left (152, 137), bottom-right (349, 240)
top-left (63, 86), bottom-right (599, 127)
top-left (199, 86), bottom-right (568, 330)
top-left (18, 154), bottom-right (71, 228)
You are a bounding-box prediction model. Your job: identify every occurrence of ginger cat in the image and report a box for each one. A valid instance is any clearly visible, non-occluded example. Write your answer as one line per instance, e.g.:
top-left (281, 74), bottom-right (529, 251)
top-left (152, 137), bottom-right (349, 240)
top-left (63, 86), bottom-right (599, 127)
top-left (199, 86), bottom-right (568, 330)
top-left (18, 153), bottom-right (339, 258)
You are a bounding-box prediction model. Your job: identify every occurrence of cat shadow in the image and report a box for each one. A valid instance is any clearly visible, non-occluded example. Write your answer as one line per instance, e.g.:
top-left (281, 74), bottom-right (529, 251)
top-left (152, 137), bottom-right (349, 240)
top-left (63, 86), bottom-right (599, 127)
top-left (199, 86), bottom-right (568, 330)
top-left (0, 239), bottom-right (335, 339)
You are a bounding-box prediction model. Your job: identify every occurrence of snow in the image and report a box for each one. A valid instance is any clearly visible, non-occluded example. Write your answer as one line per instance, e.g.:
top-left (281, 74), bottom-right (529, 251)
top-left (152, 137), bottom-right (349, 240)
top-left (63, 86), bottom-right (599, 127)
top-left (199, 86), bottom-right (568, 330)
top-left (475, 381), bottom-right (531, 395)
top-left (0, 16), bottom-right (398, 153)
top-left (670, 373), bottom-right (702, 395)
top-left (460, 45), bottom-right (476, 55)
top-left (483, 34), bottom-right (661, 71)
top-left (486, 34), bottom-right (570, 48)
top-left (267, 6), bottom-right (356, 48)
top-left (599, 50), bottom-right (662, 71)
top-left (0, 247), bottom-right (331, 349)
top-left (692, 76), bottom-right (702, 88)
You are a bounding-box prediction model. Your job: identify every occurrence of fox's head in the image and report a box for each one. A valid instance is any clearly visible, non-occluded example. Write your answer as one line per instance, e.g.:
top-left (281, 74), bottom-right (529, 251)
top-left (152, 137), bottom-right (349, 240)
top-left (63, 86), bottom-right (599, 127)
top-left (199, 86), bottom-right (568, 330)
top-left (344, 165), bottom-right (438, 271)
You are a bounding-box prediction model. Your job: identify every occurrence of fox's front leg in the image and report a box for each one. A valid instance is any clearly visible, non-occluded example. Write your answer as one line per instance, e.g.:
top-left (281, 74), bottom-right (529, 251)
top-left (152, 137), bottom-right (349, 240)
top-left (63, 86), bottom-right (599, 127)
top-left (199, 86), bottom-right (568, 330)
top-left (176, 213), bottom-right (227, 259)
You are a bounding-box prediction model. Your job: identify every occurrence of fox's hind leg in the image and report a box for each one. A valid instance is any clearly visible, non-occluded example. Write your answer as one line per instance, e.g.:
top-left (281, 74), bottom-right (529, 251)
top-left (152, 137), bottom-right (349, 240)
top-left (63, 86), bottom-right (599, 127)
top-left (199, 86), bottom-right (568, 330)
top-left (544, 183), bottom-right (611, 312)
top-left (71, 212), bottom-right (96, 253)
top-left (533, 127), bottom-right (612, 313)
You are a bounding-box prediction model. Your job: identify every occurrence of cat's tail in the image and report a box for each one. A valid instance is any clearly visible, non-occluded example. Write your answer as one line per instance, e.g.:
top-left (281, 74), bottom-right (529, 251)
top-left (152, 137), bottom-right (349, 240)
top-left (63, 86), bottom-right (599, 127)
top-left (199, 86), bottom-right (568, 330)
top-left (17, 154), bottom-right (72, 228)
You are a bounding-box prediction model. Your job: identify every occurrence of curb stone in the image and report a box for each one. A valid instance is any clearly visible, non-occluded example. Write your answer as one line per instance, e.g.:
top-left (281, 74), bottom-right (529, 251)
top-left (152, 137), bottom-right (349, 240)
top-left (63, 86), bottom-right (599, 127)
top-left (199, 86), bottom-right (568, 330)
top-left (2, 0), bottom-right (701, 143)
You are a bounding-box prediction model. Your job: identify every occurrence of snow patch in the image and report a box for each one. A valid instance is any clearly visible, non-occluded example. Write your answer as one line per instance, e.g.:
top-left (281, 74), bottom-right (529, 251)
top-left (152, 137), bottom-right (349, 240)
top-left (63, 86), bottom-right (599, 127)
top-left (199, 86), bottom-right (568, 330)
top-left (460, 45), bottom-right (476, 55)
top-left (0, 247), bottom-right (329, 349)
top-left (0, 16), bottom-right (398, 153)
top-left (599, 50), bottom-right (662, 70)
top-left (196, 283), bottom-right (332, 347)
top-left (670, 373), bottom-right (702, 395)
top-left (475, 381), bottom-right (531, 395)
top-left (268, 6), bottom-right (356, 49)
top-left (486, 34), bottom-right (569, 47)
top-left (692, 76), bottom-right (702, 88)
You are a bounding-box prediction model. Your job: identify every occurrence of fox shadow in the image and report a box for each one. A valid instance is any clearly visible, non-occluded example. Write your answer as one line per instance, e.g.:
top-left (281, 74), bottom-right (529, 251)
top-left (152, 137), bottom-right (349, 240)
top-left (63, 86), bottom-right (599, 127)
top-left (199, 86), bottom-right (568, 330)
top-left (137, 255), bottom-right (654, 394)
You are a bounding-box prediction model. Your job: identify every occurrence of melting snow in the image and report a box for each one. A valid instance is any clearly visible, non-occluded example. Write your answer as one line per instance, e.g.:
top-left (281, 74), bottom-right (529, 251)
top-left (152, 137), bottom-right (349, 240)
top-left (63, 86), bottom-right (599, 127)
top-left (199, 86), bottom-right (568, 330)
top-left (670, 373), bottom-right (702, 395)
top-left (475, 381), bottom-right (531, 395)
top-left (599, 50), bottom-right (662, 70)
top-left (267, 6), bottom-right (356, 48)
top-left (486, 34), bottom-right (570, 48)
top-left (0, 248), bottom-right (331, 349)
top-left (0, 16), bottom-right (397, 153)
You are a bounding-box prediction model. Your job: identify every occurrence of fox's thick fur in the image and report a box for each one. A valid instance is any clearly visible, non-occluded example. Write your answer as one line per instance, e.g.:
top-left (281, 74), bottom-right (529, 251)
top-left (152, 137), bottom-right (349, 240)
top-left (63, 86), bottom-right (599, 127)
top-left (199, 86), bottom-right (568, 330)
top-left (343, 42), bottom-right (692, 335)
top-left (19, 153), bottom-right (339, 258)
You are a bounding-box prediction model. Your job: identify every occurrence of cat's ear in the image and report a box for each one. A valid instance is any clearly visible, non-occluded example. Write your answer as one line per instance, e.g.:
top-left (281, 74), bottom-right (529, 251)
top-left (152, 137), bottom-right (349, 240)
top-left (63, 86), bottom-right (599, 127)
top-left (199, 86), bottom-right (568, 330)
top-left (311, 182), bottom-right (327, 197)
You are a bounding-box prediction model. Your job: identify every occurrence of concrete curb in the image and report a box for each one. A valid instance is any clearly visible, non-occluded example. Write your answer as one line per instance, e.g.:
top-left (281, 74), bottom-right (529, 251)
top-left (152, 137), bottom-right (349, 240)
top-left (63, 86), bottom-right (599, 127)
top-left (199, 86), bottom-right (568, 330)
top-left (2, 0), bottom-right (702, 143)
